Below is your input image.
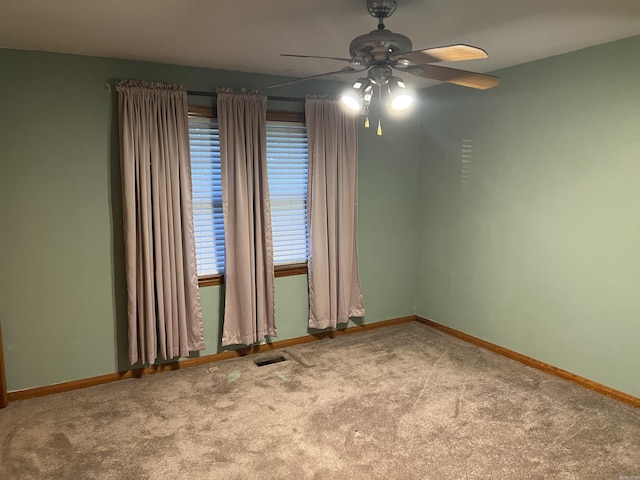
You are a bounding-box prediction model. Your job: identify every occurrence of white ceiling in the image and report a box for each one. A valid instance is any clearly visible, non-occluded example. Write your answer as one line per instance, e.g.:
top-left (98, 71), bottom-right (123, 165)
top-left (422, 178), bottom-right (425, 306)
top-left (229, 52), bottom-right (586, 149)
top-left (2, 0), bottom-right (640, 89)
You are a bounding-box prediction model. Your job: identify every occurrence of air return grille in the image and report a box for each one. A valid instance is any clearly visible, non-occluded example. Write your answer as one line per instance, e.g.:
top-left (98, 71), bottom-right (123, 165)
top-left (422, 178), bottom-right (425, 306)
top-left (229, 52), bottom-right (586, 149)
top-left (254, 355), bottom-right (287, 367)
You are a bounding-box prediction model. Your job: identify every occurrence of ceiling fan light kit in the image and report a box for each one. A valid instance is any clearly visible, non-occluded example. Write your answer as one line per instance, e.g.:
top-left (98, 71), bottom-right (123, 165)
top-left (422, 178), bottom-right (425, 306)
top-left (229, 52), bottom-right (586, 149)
top-left (341, 78), bottom-right (373, 112)
top-left (388, 78), bottom-right (413, 111)
top-left (274, 0), bottom-right (500, 134)
top-left (341, 76), bottom-right (412, 112)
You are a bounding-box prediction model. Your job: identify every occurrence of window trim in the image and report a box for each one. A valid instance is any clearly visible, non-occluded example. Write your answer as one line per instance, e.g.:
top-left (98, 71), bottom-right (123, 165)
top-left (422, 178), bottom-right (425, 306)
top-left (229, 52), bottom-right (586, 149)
top-left (189, 106), bottom-right (309, 287)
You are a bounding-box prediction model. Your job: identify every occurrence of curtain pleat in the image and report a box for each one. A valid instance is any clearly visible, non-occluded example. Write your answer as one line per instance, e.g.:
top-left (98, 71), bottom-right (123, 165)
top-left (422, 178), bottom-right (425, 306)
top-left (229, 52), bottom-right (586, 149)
top-left (217, 89), bottom-right (276, 346)
top-left (117, 80), bottom-right (204, 365)
top-left (305, 95), bottom-right (365, 329)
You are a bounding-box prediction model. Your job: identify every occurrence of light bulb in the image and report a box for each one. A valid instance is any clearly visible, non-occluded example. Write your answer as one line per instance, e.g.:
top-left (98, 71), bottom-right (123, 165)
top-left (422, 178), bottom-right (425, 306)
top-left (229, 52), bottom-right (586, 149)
top-left (390, 93), bottom-right (413, 111)
top-left (341, 93), bottom-right (362, 112)
top-left (388, 77), bottom-right (414, 112)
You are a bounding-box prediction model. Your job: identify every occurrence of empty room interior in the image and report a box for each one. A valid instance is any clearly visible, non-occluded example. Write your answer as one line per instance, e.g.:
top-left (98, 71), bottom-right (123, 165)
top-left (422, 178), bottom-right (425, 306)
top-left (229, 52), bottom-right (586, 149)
top-left (1, 0), bottom-right (639, 478)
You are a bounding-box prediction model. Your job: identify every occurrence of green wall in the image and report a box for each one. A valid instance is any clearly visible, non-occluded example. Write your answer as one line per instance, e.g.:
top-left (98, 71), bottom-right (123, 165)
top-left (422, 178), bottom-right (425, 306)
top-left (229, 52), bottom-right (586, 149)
top-left (0, 49), bottom-right (420, 391)
top-left (4, 36), bottom-right (638, 398)
top-left (417, 35), bottom-right (640, 397)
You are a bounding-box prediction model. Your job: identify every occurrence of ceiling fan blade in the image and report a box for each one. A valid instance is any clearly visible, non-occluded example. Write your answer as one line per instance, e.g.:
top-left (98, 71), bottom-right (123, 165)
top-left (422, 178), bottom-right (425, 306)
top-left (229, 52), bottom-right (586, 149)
top-left (266, 67), bottom-right (358, 89)
top-left (408, 64), bottom-right (500, 90)
top-left (393, 44), bottom-right (488, 65)
top-left (281, 54), bottom-right (353, 63)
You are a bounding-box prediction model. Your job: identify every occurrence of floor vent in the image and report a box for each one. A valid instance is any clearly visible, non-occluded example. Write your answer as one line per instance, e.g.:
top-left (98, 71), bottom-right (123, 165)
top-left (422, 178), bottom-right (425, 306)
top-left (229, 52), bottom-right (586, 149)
top-left (254, 355), bottom-right (287, 367)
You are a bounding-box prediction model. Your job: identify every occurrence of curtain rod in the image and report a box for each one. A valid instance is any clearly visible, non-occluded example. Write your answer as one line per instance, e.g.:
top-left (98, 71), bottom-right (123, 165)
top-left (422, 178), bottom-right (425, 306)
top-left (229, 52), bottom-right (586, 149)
top-left (187, 90), bottom-right (305, 103)
top-left (104, 83), bottom-right (305, 103)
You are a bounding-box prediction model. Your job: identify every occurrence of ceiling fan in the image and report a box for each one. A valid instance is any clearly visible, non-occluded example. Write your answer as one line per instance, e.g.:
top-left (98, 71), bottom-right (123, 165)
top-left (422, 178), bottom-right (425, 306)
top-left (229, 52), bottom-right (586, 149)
top-left (268, 0), bottom-right (499, 123)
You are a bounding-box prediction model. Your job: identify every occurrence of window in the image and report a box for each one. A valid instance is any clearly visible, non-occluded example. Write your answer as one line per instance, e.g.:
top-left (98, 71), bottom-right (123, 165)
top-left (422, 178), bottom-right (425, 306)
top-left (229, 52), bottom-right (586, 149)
top-left (267, 121), bottom-right (308, 265)
top-left (189, 115), bottom-right (224, 276)
top-left (188, 109), bottom-right (309, 282)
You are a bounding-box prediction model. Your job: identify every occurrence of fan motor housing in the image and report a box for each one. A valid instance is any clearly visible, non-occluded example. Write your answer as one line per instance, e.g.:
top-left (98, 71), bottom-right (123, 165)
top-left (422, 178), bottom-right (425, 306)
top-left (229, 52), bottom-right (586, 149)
top-left (349, 29), bottom-right (412, 61)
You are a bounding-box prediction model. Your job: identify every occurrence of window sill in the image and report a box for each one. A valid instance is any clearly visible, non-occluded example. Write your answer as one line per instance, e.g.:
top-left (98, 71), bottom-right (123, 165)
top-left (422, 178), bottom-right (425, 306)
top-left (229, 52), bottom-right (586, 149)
top-left (198, 263), bottom-right (308, 287)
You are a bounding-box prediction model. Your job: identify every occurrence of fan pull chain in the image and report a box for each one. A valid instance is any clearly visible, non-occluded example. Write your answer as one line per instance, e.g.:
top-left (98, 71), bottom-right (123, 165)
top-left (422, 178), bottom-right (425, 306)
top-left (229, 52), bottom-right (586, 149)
top-left (364, 116), bottom-right (370, 128)
top-left (376, 86), bottom-right (382, 136)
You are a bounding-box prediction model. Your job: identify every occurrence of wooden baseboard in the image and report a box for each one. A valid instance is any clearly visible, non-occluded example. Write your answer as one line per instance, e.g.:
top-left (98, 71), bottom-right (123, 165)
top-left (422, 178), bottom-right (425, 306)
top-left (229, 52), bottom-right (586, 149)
top-left (9, 315), bottom-right (637, 409)
top-left (7, 315), bottom-right (416, 403)
top-left (415, 316), bottom-right (640, 409)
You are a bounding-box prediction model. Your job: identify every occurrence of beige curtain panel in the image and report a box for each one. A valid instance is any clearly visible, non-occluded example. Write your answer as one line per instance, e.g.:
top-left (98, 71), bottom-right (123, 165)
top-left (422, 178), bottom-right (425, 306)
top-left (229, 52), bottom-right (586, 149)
top-left (217, 89), bottom-right (276, 346)
top-left (305, 95), bottom-right (365, 329)
top-left (117, 80), bottom-right (204, 365)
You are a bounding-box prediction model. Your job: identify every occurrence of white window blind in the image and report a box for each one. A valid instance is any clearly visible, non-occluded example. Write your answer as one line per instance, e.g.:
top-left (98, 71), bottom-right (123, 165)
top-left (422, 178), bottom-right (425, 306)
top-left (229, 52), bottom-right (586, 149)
top-left (267, 121), bottom-right (309, 265)
top-left (188, 114), bottom-right (308, 276)
top-left (189, 116), bottom-right (225, 276)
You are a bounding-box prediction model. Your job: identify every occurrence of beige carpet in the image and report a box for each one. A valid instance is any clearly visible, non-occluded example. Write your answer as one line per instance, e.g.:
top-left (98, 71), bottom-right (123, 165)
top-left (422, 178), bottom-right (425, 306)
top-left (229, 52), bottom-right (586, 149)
top-left (1, 322), bottom-right (639, 479)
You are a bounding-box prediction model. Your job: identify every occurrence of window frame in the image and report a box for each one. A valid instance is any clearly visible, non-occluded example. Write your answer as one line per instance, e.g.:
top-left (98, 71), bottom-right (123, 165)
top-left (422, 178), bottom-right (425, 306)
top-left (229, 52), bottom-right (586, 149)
top-left (188, 106), bottom-right (309, 287)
